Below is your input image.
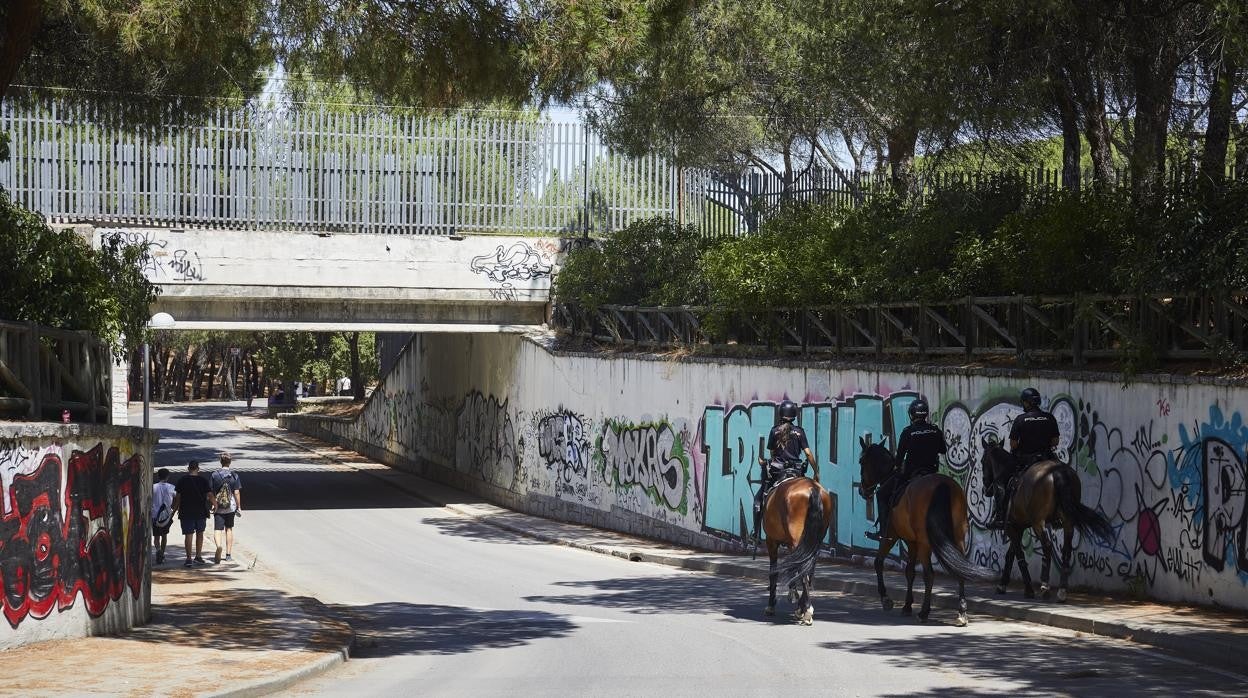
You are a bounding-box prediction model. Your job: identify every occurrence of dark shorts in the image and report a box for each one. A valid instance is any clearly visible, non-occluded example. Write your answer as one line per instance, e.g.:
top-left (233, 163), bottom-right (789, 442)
top-left (214, 512), bottom-right (237, 530)
top-left (180, 517), bottom-right (207, 535)
top-left (152, 520), bottom-right (172, 536)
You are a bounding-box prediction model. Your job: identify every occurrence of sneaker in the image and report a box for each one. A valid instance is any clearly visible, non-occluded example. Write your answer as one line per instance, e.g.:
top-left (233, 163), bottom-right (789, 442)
top-left (156, 552), bottom-right (165, 564)
top-left (183, 560), bottom-right (193, 568)
top-left (194, 556), bottom-right (206, 564)
top-left (224, 554), bottom-right (232, 561)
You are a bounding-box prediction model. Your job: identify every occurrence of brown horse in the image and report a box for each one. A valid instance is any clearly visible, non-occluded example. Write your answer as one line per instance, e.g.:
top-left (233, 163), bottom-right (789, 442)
top-left (762, 476), bottom-right (833, 626)
top-left (858, 436), bottom-right (977, 626)
top-left (980, 439), bottom-right (1114, 601)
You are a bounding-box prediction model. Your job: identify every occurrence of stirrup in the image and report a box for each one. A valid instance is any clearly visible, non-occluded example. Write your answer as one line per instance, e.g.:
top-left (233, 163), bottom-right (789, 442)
top-left (865, 530), bottom-right (884, 542)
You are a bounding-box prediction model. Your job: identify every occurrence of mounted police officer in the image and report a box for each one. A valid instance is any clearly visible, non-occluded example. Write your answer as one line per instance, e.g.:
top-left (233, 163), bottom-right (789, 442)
top-left (988, 387), bottom-right (1061, 529)
top-left (866, 399), bottom-right (946, 541)
top-left (753, 400), bottom-right (820, 542)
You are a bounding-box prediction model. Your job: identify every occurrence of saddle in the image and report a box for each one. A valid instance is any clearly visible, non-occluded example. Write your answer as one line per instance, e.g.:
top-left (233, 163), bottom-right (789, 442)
top-left (887, 465), bottom-right (938, 509)
top-left (762, 461), bottom-right (806, 501)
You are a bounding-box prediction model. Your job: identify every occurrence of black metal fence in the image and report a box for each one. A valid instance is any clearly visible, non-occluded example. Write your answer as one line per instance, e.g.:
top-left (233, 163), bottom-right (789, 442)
top-left (552, 293), bottom-right (1248, 366)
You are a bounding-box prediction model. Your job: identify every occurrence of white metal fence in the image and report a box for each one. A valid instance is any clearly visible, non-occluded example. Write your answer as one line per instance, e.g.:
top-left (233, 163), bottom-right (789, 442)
top-left (0, 94), bottom-right (684, 235)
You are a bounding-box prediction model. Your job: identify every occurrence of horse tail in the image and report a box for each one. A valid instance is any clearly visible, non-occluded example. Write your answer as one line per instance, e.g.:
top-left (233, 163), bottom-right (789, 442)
top-left (926, 479), bottom-right (980, 581)
top-left (776, 484), bottom-right (825, 590)
top-left (1053, 466), bottom-right (1114, 545)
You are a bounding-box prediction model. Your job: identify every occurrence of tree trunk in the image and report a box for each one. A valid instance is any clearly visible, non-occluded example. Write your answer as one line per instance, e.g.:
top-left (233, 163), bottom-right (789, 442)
top-left (205, 358), bottom-right (217, 400)
top-left (885, 125), bottom-right (918, 197)
top-left (1234, 114), bottom-right (1248, 180)
top-left (1052, 73), bottom-right (1082, 190)
top-left (0, 0), bottom-right (42, 106)
top-left (349, 331), bottom-right (364, 402)
top-left (1125, 18), bottom-right (1180, 200)
top-left (1201, 58), bottom-right (1237, 187)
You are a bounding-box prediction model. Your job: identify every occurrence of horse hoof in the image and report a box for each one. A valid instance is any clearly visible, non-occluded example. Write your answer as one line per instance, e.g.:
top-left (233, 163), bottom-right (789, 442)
top-left (900, 606), bottom-right (913, 617)
top-left (1056, 588), bottom-right (1068, 603)
top-left (955, 613), bottom-right (969, 628)
top-left (1040, 585), bottom-right (1052, 600)
top-left (995, 585), bottom-right (1007, 595)
top-left (881, 597), bottom-right (894, 611)
top-left (764, 606), bottom-right (775, 617)
top-left (800, 614), bottom-right (813, 627)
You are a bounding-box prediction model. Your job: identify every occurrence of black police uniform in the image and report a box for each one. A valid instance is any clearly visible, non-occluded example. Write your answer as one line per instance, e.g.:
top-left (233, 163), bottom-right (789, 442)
top-left (753, 423), bottom-right (811, 538)
top-left (874, 421), bottom-right (947, 534)
top-left (991, 408), bottom-right (1060, 525)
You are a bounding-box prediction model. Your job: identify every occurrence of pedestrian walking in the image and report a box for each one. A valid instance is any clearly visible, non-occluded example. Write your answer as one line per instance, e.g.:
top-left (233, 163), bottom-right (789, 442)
top-left (152, 468), bottom-right (175, 564)
top-left (210, 453), bottom-right (243, 564)
top-left (172, 461), bottom-right (212, 567)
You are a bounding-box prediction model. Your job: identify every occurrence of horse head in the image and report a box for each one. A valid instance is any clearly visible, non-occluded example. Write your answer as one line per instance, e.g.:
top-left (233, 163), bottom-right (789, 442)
top-left (857, 433), bottom-right (895, 499)
top-left (979, 434), bottom-right (1009, 489)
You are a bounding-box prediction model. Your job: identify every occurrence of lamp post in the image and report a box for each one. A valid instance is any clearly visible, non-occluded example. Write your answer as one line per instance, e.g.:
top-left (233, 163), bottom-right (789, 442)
top-left (143, 312), bottom-right (176, 430)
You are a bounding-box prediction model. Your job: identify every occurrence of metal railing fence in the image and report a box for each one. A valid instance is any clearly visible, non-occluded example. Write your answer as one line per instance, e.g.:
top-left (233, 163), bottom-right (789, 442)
top-left (552, 293), bottom-right (1248, 366)
top-left (0, 320), bottom-right (112, 423)
top-left (0, 93), bottom-right (679, 235)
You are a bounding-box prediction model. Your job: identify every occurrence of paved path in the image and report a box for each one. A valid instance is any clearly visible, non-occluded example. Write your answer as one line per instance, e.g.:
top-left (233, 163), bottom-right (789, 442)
top-left (153, 402), bottom-right (1246, 697)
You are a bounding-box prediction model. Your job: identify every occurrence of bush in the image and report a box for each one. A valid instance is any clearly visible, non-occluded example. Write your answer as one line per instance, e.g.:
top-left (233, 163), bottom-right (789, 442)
top-left (0, 186), bottom-right (158, 349)
top-left (553, 217), bottom-right (716, 307)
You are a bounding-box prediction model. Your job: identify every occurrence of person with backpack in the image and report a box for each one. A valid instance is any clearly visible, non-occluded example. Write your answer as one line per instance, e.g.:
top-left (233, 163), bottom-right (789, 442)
top-left (210, 453), bottom-right (243, 564)
top-left (152, 468), bottom-right (175, 564)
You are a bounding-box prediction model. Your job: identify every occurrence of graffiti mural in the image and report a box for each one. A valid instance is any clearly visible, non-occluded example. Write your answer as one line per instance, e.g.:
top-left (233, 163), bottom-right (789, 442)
top-left (699, 393), bottom-right (917, 548)
top-left (456, 391), bottom-right (518, 490)
top-left (534, 409), bottom-right (591, 500)
top-left (0, 443), bottom-right (146, 629)
top-left (101, 229), bottom-right (205, 282)
top-left (468, 242), bottom-right (553, 283)
top-left (598, 419), bottom-right (690, 514)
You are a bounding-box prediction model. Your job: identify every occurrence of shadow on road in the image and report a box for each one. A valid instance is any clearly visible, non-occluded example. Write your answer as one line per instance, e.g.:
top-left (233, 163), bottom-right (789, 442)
top-left (825, 630), bottom-right (1230, 697)
top-left (335, 602), bottom-right (576, 658)
top-left (422, 515), bottom-right (553, 545)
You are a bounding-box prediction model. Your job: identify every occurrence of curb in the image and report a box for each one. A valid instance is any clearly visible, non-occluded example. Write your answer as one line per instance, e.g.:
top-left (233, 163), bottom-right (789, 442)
top-left (237, 419), bottom-right (1246, 677)
top-left (207, 644), bottom-right (351, 698)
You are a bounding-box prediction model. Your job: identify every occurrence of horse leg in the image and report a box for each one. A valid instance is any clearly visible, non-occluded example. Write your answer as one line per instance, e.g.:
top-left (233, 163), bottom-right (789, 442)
top-left (800, 574), bottom-right (814, 626)
top-left (875, 537), bottom-right (898, 611)
top-left (901, 545), bottom-right (918, 616)
top-left (1013, 527), bottom-right (1035, 599)
top-left (1036, 524), bottom-right (1056, 600)
top-left (955, 579), bottom-right (969, 627)
top-left (1058, 523), bottom-right (1074, 602)
top-left (996, 534), bottom-right (1015, 595)
top-left (765, 540), bottom-right (778, 617)
top-left (918, 551), bottom-right (935, 622)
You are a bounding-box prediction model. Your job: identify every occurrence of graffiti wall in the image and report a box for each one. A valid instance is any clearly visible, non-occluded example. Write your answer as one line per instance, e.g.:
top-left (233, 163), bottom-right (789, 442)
top-left (283, 332), bottom-right (1248, 610)
top-left (0, 425), bottom-right (154, 648)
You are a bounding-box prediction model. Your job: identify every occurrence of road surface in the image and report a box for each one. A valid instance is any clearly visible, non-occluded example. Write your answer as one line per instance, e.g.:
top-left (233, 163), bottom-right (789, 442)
top-left (149, 402), bottom-right (1244, 697)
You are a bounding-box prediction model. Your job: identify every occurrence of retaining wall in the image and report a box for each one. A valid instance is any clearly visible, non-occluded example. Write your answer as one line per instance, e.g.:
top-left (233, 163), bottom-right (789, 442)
top-left (0, 424), bottom-right (155, 648)
top-left (281, 332), bottom-right (1248, 610)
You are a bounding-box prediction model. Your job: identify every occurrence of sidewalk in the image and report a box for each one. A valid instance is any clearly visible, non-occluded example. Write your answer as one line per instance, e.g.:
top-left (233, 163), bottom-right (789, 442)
top-left (0, 546), bottom-right (352, 698)
top-left (240, 415), bottom-right (1248, 677)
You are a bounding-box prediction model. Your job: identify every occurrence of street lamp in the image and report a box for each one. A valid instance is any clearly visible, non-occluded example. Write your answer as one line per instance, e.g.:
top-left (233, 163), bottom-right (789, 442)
top-left (143, 312), bottom-right (176, 430)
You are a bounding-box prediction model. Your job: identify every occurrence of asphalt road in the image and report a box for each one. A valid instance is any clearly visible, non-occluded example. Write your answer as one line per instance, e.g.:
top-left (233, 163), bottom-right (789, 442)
top-left (150, 402), bottom-right (1245, 697)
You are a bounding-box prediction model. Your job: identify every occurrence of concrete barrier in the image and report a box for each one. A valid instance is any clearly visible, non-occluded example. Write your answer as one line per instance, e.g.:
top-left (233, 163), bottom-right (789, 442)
top-left (0, 423), bottom-right (156, 648)
top-left (282, 332), bottom-right (1248, 611)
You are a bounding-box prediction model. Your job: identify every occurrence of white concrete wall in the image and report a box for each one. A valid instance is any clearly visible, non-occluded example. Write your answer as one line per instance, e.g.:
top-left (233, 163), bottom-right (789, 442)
top-left (0, 424), bottom-right (154, 648)
top-left (96, 227), bottom-right (563, 302)
top-left (285, 333), bottom-right (1248, 611)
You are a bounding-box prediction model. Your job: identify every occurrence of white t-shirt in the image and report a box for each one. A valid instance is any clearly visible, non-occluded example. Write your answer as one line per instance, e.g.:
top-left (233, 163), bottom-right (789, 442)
top-left (153, 481), bottom-right (175, 520)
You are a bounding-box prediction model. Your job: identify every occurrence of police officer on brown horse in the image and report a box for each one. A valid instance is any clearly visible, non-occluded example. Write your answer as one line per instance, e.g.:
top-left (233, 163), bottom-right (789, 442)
top-left (753, 400), bottom-right (819, 542)
top-left (866, 399), bottom-right (946, 542)
top-left (987, 387), bottom-right (1060, 530)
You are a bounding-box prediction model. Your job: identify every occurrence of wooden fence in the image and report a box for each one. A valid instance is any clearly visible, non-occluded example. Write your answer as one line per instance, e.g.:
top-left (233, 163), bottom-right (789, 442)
top-left (552, 294), bottom-right (1248, 366)
top-left (0, 321), bottom-right (112, 422)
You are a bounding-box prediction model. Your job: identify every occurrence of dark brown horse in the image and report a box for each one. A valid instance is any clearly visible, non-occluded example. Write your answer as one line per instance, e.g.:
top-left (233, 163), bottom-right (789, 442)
top-left (762, 476), bottom-right (833, 625)
top-left (981, 439), bottom-right (1114, 601)
top-left (858, 436), bottom-right (977, 625)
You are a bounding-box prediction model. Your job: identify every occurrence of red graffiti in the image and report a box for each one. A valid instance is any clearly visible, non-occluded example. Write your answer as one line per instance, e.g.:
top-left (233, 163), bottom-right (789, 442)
top-left (0, 444), bottom-right (146, 628)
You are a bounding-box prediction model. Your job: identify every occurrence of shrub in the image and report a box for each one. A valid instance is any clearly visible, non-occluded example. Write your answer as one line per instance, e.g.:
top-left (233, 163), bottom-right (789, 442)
top-left (553, 217), bottom-right (715, 307)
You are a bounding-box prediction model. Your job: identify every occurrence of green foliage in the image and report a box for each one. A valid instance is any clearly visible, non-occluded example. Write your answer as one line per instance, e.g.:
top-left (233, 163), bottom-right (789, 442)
top-left (553, 217), bottom-right (716, 307)
top-left (0, 188), bottom-right (158, 350)
top-left (562, 182), bottom-right (1248, 312)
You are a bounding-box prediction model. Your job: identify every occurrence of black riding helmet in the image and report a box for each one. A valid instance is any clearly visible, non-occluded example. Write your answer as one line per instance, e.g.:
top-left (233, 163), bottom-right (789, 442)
top-left (908, 399), bottom-right (930, 421)
top-left (1020, 387), bottom-right (1042, 409)
top-left (778, 400), bottom-right (799, 422)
